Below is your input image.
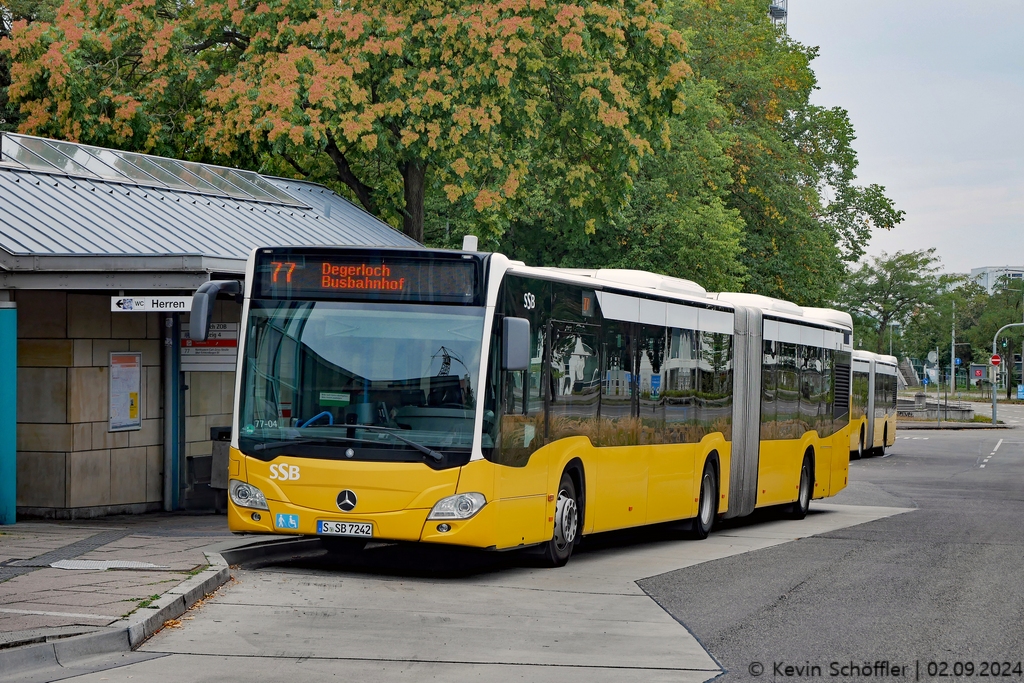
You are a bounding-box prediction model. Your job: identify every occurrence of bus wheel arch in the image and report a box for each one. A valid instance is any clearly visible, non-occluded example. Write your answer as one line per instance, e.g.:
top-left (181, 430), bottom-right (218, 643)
top-left (689, 451), bottom-right (720, 540)
top-left (563, 458), bottom-right (586, 536)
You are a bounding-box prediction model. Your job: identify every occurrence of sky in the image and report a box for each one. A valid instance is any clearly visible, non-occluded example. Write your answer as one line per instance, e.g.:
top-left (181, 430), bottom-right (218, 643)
top-left (786, 0), bottom-right (1024, 275)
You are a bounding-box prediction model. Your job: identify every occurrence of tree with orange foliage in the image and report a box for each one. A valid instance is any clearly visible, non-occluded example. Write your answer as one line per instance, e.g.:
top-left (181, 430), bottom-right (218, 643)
top-left (1, 0), bottom-right (691, 242)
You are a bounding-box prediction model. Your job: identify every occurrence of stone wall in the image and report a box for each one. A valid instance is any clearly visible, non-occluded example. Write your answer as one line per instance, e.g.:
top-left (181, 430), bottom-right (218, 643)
top-left (15, 291), bottom-right (163, 515)
top-left (14, 292), bottom-right (242, 518)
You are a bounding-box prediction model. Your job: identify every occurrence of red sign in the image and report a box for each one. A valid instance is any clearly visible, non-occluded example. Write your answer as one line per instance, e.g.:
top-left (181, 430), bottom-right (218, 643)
top-left (991, 354), bottom-right (1002, 366)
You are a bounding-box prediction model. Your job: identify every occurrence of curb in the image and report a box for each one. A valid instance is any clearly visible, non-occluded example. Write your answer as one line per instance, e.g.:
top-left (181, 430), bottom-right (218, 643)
top-left (0, 535), bottom-right (324, 678)
top-left (897, 422), bottom-right (1014, 430)
top-left (0, 549), bottom-right (230, 677)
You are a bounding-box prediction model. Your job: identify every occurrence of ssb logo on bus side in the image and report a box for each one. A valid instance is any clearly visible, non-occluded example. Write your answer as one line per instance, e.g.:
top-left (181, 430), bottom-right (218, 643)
top-left (269, 464), bottom-right (300, 481)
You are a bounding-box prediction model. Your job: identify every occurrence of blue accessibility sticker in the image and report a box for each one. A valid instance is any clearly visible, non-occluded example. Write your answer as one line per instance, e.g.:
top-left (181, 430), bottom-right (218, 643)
top-left (274, 513), bottom-right (300, 530)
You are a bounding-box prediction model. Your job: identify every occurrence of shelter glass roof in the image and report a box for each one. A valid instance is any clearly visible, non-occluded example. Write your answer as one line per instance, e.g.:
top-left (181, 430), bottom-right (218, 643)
top-left (0, 133), bottom-right (305, 208)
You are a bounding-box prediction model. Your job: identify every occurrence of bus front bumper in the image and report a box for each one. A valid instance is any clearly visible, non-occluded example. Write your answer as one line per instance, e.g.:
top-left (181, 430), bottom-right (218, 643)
top-left (227, 498), bottom-right (498, 549)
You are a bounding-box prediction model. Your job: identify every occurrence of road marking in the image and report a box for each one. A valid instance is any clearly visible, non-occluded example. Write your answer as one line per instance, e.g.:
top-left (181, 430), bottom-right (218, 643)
top-left (994, 439), bottom-right (1004, 452)
top-left (0, 607), bottom-right (118, 620)
top-left (981, 464), bottom-right (986, 468)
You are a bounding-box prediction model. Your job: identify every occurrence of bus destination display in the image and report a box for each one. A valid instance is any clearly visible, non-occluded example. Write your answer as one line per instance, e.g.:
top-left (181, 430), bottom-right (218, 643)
top-left (255, 251), bottom-right (480, 304)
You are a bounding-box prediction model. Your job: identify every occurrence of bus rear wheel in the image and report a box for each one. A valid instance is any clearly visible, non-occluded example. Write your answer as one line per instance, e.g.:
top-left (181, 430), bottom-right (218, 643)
top-left (787, 453), bottom-right (812, 520)
top-left (688, 458), bottom-right (718, 540)
top-left (541, 471), bottom-right (580, 568)
top-left (855, 428), bottom-right (865, 460)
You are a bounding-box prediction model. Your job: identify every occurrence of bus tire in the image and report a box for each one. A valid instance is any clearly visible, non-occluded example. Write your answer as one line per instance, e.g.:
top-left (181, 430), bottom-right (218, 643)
top-left (541, 471), bottom-right (580, 568)
top-left (882, 424), bottom-right (889, 452)
top-left (787, 452), bottom-right (813, 520)
top-left (855, 427), bottom-right (865, 460)
top-left (688, 457), bottom-right (719, 540)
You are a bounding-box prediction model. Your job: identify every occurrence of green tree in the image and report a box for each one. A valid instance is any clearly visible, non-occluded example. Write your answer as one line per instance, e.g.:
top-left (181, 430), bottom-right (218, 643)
top-left (675, 0), bottom-right (904, 304)
top-left (968, 277), bottom-right (1024, 398)
top-left (491, 77), bottom-right (746, 292)
top-left (838, 249), bottom-right (942, 355)
top-left (900, 276), bottom-right (987, 383)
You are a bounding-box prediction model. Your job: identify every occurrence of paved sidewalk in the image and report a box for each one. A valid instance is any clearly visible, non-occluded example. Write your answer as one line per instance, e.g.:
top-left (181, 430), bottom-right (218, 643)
top-left (0, 514), bottom-right (233, 650)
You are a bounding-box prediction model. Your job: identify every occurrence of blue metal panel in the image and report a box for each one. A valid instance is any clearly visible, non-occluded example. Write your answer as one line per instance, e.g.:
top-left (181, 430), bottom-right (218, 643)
top-left (0, 303), bottom-right (15, 525)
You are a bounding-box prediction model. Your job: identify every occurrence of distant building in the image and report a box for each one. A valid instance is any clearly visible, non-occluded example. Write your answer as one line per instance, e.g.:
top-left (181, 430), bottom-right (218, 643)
top-left (970, 266), bottom-right (1024, 294)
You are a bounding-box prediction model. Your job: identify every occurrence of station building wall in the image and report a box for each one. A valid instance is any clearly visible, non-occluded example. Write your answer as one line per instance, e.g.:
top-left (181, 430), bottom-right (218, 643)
top-left (12, 290), bottom-right (239, 518)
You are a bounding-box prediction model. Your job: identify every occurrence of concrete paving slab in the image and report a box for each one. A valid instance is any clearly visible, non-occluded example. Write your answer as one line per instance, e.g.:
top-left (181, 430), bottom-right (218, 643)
top-left (135, 503), bottom-right (910, 683)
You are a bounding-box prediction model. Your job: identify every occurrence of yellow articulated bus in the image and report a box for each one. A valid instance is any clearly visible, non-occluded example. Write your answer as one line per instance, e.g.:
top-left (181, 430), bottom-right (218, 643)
top-left (849, 350), bottom-right (898, 459)
top-left (193, 246), bottom-right (855, 567)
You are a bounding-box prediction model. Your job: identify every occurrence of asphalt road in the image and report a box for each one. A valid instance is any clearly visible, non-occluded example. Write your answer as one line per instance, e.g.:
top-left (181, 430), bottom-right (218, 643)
top-left (40, 425), bottom-right (1024, 682)
top-left (640, 428), bottom-right (1024, 680)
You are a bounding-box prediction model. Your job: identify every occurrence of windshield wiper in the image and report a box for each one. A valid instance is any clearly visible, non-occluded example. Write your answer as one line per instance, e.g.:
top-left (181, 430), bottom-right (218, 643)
top-left (329, 424), bottom-right (444, 462)
top-left (252, 431), bottom-right (444, 462)
top-left (252, 435), bottom-right (365, 453)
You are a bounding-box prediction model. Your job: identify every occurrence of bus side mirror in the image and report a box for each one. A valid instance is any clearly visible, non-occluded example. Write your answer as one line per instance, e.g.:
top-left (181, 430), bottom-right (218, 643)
top-left (503, 317), bottom-right (530, 371)
top-left (190, 280), bottom-right (242, 342)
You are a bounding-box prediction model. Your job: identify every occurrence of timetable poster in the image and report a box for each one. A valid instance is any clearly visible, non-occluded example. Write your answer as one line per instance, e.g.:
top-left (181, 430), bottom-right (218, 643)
top-left (109, 353), bottom-right (142, 432)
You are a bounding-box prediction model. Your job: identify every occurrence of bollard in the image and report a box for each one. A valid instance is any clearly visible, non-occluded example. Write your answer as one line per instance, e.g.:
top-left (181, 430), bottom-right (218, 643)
top-left (0, 302), bottom-right (16, 525)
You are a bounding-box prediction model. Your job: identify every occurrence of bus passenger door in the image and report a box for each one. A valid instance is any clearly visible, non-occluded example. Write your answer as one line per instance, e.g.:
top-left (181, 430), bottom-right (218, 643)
top-left (594, 322), bottom-right (648, 531)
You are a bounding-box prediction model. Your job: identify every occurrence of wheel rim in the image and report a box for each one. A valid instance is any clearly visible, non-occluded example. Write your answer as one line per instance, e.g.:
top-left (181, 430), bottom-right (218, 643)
top-left (800, 463), bottom-right (811, 509)
top-left (553, 488), bottom-right (578, 551)
top-left (700, 472), bottom-right (714, 527)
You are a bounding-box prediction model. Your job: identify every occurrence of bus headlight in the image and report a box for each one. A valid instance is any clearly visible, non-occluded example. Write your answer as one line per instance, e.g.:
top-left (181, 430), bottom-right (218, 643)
top-left (229, 480), bottom-right (269, 510)
top-left (427, 493), bottom-right (486, 520)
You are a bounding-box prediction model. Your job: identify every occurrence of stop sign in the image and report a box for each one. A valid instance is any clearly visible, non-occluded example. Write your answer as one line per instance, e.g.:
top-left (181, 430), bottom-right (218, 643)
top-left (992, 354), bottom-right (1002, 366)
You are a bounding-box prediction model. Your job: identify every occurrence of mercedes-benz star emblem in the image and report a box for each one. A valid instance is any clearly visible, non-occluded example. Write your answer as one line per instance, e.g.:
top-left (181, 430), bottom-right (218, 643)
top-left (337, 489), bottom-right (358, 512)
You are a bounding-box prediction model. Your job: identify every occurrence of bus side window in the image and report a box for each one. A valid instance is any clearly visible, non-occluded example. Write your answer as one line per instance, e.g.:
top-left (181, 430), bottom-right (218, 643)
top-left (776, 342), bottom-right (801, 439)
top-left (637, 324), bottom-right (667, 444)
top-left (599, 321), bottom-right (636, 446)
top-left (819, 347), bottom-right (834, 437)
top-left (548, 322), bottom-right (601, 444)
top-left (697, 331), bottom-right (733, 442)
top-left (665, 327), bottom-right (700, 443)
top-left (761, 339), bottom-right (778, 440)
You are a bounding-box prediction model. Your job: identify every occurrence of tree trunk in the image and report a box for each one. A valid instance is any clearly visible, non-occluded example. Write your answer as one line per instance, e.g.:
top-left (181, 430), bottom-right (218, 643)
top-left (401, 160), bottom-right (427, 243)
top-left (325, 134), bottom-right (377, 216)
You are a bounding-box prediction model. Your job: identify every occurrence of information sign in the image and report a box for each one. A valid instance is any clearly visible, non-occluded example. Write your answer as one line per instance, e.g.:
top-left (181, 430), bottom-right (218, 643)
top-left (181, 322), bottom-right (238, 372)
top-left (109, 353), bottom-right (142, 432)
top-left (111, 296), bottom-right (192, 312)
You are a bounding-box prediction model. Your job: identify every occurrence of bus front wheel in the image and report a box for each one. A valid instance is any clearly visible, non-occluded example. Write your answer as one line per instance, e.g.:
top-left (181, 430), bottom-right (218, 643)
top-left (541, 471), bottom-right (580, 568)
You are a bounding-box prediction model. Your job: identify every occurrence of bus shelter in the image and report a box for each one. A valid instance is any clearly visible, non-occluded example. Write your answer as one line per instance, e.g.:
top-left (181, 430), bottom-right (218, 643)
top-left (0, 132), bottom-right (417, 519)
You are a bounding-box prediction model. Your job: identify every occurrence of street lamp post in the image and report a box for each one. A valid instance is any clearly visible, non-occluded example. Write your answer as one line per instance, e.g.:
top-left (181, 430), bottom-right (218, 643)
top-left (991, 322), bottom-right (1024, 425)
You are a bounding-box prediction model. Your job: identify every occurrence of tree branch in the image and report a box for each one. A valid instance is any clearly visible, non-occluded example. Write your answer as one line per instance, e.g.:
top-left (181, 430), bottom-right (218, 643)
top-left (187, 31), bottom-right (250, 53)
top-left (325, 133), bottom-right (377, 215)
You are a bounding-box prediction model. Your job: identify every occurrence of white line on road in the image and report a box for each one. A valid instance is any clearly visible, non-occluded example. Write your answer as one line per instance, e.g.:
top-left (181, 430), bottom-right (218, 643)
top-left (981, 464), bottom-right (986, 468)
top-left (994, 439), bottom-right (1004, 452)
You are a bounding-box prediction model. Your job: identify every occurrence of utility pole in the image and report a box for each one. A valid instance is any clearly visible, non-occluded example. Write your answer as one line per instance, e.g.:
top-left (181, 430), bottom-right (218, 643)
top-left (992, 322), bottom-right (1024, 425)
top-left (951, 302), bottom-right (956, 392)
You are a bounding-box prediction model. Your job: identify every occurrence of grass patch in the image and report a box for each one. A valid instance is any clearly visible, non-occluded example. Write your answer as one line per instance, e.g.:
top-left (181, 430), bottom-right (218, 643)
top-left (137, 594), bottom-right (162, 609)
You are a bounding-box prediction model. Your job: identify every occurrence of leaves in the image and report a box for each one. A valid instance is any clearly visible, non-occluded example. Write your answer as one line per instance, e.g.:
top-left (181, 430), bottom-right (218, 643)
top-left (2, 0), bottom-right (691, 242)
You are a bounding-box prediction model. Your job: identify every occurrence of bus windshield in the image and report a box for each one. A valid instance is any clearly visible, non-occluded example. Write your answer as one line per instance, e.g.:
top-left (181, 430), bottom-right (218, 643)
top-left (239, 300), bottom-right (486, 464)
